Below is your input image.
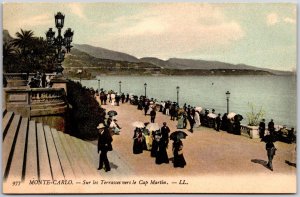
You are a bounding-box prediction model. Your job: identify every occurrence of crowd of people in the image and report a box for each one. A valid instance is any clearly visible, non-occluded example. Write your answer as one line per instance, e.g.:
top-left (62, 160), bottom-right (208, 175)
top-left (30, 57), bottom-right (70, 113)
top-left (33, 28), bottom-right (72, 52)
top-left (95, 89), bottom-right (296, 173)
top-left (132, 122), bottom-right (186, 168)
top-left (27, 71), bottom-right (52, 88)
top-left (97, 89), bottom-right (129, 106)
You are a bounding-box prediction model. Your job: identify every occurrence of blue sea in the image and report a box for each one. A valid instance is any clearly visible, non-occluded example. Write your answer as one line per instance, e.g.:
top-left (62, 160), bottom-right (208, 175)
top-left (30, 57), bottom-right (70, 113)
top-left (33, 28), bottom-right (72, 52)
top-left (80, 75), bottom-right (297, 128)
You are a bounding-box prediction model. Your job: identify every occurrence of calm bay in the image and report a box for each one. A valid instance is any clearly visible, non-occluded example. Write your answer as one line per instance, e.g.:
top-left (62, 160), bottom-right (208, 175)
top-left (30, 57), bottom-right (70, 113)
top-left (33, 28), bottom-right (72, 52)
top-left (81, 75), bottom-right (297, 128)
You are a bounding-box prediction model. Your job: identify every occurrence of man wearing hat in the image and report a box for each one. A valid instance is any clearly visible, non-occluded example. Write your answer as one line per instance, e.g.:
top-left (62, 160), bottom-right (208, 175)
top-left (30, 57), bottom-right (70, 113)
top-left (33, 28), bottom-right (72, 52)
top-left (259, 119), bottom-right (266, 138)
top-left (161, 122), bottom-right (170, 148)
top-left (215, 113), bottom-right (221, 132)
top-left (97, 123), bottom-right (113, 172)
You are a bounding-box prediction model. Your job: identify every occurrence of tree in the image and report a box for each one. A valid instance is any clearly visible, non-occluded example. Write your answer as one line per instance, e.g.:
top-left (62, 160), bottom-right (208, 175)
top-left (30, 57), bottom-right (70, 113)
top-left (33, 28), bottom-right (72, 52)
top-left (11, 29), bottom-right (34, 55)
top-left (3, 42), bottom-right (16, 72)
top-left (5, 30), bottom-right (57, 73)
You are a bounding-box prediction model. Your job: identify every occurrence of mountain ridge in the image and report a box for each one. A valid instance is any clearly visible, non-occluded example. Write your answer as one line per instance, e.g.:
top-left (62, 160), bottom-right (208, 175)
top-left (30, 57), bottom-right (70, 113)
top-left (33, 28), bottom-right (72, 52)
top-left (74, 43), bottom-right (291, 75)
top-left (3, 29), bottom-right (293, 75)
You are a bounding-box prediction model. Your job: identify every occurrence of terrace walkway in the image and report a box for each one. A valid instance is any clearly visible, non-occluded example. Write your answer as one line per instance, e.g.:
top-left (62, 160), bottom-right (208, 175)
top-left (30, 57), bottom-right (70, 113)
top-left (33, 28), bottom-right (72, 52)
top-left (92, 101), bottom-right (297, 193)
top-left (2, 100), bottom-right (297, 193)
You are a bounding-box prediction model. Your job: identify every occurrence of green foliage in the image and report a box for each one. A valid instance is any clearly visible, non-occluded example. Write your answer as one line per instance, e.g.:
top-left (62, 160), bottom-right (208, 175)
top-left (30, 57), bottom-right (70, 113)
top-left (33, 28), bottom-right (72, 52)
top-left (3, 29), bottom-right (56, 73)
top-left (246, 102), bottom-right (265, 126)
top-left (67, 80), bottom-right (105, 140)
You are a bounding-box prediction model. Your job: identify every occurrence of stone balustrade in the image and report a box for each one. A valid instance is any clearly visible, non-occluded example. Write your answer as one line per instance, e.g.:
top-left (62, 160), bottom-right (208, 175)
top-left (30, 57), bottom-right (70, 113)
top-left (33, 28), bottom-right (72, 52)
top-left (4, 72), bottom-right (57, 87)
top-left (240, 124), bottom-right (259, 139)
top-left (4, 73), bottom-right (28, 87)
top-left (4, 87), bottom-right (68, 132)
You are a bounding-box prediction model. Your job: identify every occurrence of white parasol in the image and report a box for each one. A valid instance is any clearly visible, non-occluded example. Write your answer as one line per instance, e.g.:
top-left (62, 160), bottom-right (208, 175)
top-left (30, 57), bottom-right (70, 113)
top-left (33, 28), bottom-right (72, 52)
top-left (227, 112), bottom-right (236, 119)
top-left (207, 113), bottom-right (217, 119)
top-left (195, 106), bottom-right (203, 112)
top-left (146, 123), bottom-right (160, 131)
top-left (132, 121), bottom-right (145, 128)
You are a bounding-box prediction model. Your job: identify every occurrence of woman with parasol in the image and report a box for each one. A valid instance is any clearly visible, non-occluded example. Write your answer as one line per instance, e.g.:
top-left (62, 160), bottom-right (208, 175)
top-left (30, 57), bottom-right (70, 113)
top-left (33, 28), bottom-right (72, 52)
top-left (171, 131), bottom-right (187, 168)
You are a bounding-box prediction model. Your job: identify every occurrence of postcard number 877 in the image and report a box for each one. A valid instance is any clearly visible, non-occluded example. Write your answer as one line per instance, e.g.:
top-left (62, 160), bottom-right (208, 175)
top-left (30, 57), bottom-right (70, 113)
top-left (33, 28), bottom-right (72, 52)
top-left (12, 181), bottom-right (21, 186)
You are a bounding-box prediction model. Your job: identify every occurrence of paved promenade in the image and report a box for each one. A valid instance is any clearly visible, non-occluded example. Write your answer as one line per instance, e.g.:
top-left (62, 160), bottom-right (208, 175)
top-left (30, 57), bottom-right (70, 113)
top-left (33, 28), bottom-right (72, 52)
top-left (92, 101), bottom-right (296, 176)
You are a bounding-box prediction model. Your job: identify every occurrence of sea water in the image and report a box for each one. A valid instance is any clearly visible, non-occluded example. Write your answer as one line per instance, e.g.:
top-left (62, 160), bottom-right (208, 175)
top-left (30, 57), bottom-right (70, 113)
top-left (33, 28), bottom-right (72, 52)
top-left (81, 75), bottom-right (297, 128)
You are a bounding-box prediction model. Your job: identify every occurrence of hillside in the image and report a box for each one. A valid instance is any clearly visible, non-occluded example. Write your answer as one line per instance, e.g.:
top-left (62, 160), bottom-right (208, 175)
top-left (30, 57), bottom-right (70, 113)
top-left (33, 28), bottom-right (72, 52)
top-left (73, 43), bottom-right (291, 75)
top-left (63, 49), bottom-right (273, 78)
top-left (73, 44), bottom-right (140, 62)
top-left (3, 29), bottom-right (293, 76)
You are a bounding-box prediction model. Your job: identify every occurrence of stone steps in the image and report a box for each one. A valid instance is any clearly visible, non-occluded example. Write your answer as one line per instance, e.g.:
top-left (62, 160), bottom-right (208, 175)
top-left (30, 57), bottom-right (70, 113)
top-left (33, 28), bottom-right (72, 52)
top-left (2, 114), bottom-right (21, 180)
top-left (2, 111), bottom-right (14, 139)
top-left (50, 128), bottom-right (75, 180)
top-left (3, 109), bottom-right (134, 184)
top-left (25, 120), bottom-right (38, 181)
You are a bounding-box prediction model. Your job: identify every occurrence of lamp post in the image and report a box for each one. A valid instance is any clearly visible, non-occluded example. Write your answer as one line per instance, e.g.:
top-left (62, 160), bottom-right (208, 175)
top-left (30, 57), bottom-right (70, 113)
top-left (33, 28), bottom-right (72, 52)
top-left (98, 79), bottom-right (100, 91)
top-left (119, 81), bottom-right (122, 93)
top-left (226, 91), bottom-right (231, 114)
top-left (144, 83), bottom-right (147, 97)
top-left (176, 86), bottom-right (180, 105)
top-left (77, 69), bottom-right (82, 83)
top-left (46, 12), bottom-right (74, 77)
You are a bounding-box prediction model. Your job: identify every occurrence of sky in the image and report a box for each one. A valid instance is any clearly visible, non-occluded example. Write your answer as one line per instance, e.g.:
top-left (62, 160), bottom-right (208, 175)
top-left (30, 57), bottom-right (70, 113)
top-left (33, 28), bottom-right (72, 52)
top-left (3, 3), bottom-right (297, 71)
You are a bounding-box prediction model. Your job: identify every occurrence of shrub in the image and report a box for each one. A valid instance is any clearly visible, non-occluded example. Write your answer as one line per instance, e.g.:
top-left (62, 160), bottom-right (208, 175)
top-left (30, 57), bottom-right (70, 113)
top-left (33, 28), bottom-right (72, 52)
top-left (67, 80), bottom-right (105, 140)
top-left (246, 102), bottom-right (265, 126)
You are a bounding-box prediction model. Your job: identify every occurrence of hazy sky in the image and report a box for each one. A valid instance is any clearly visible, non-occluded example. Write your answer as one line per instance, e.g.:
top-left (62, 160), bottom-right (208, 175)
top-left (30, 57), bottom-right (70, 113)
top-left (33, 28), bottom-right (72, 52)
top-left (3, 3), bottom-right (296, 71)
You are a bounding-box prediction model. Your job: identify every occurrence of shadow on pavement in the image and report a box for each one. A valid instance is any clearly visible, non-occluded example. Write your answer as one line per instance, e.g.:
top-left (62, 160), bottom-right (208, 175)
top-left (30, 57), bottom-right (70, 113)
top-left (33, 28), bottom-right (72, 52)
top-left (285, 160), bottom-right (296, 168)
top-left (110, 162), bottom-right (118, 169)
top-left (251, 159), bottom-right (269, 170)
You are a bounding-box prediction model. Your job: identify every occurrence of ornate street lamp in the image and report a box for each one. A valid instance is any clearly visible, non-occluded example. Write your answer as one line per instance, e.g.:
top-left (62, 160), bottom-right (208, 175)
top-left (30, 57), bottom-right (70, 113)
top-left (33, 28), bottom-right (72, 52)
top-left (55, 12), bottom-right (65, 28)
top-left (144, 83), bottom-right (147, 97)
top-left (176, 86), bottom-right (180, 105)
top-left (226, 91), bottom-right (231, 114)
top-left (98, 79), bottom-right (100, 91)
top-left (46, 12), bottom-right (74, 77)
top-left (119, 81), bottom-right (122, 93)
top-left (77, 69), bottom-right (82, 83)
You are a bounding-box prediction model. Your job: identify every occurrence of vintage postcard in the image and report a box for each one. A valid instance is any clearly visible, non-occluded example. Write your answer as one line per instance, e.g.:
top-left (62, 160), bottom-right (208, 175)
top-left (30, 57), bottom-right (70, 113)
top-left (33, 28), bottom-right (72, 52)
top-left (2, 2), bottom-right (297, 194)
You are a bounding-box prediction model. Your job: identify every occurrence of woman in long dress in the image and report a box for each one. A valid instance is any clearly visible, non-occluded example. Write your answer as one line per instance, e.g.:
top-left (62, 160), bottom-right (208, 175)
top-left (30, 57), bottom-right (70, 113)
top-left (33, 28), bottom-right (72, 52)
top-left (111, 93), bottom-right (116, 106)
top-left (133, 128), bottom-right (144, 154)
top-left (194, 111), bottom-right (201, 128)
top-left (172, 139), bottom-right (186, 168)
top-left (155, 137), bottom-right (169, 164)
top-left (177, 113), bottom-right (184, 129)
top-left (110, 119), bottom-right (121, 135)
top-left (151, 130), bottom-right (161, 157)
top-left (142, 128), bottom-right (152, 150)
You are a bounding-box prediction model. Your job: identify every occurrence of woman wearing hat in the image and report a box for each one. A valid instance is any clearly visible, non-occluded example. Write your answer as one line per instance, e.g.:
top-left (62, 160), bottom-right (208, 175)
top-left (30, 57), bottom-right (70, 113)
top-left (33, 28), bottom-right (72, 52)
top-left (97, 123), bottom-right (113, 172)
top-left (110, 119), bottom-right (121, 135)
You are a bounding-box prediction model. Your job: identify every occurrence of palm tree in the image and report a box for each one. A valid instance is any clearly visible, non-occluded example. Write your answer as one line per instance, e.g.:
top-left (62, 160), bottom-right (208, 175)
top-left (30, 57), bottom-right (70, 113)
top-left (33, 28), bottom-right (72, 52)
top-left (11, 29), bottom-right (34, 55)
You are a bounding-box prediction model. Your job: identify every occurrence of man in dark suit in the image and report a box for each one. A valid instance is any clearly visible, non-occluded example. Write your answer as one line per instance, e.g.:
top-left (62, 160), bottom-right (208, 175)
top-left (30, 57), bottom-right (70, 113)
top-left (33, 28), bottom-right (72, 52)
top-left (259, 119), bottom-right (266, 138)
top-left (187, 112), bottom-right (195, 133)
top-left (97, 123), bottom-right (113, 172)
top-left (161, 122), bottom-right (170, 147)
top-left (215, 113), bottom-right (221, 131)
top-left (268, 119), bottom-right (275, 135)
top-left (150, 108), bottom-right (156, 123)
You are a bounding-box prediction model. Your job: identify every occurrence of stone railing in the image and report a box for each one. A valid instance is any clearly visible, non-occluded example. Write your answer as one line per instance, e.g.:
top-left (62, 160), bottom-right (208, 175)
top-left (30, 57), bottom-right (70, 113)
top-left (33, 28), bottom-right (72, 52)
top-left (240, 125), bottom-right (259, 139)
top-left (30, 88), bottom-right (66, 104)
top-left (4, 73), bottom-right (28, 87)
top-left (4, 72), bottom-right (58, 88)
top-left (4, 87), bottom-right (68, 132)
